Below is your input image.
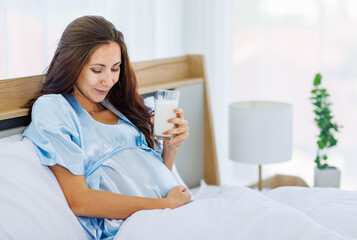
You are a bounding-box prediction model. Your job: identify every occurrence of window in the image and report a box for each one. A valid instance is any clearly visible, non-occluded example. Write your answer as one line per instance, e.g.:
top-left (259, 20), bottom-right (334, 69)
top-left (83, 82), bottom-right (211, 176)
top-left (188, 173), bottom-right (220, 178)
top-left (233, 0), bottom-right (357, 190)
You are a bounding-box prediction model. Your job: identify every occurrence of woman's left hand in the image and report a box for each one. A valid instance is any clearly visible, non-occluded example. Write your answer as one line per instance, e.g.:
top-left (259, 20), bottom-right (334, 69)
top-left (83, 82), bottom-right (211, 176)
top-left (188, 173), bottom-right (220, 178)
top-left (163, 108), bottom-right (189, 151)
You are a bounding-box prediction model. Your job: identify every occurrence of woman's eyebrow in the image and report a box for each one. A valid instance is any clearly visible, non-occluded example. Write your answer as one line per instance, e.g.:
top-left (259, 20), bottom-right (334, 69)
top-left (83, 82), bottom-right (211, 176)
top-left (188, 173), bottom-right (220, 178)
top-left (89, 63), bottom-right (106, 67)
top-left (89, 61), bottom-right (121, 67)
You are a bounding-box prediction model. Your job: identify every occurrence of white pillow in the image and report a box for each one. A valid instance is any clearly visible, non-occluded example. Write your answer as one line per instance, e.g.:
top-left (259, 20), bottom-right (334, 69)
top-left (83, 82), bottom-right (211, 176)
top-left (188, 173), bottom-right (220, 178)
top-left (0, 136), bottom-right (90, 240)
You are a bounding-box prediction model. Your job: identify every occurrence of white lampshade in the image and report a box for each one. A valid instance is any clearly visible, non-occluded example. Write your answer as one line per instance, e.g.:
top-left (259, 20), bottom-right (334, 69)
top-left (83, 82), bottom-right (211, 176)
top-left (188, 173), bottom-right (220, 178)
top-left (229, 101), bottom-right (293, 165)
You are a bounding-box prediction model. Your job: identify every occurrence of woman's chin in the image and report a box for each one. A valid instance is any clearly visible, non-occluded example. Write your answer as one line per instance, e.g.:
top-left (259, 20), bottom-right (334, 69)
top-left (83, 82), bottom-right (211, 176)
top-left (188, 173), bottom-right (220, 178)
top-left (91, 95), bottom-right (107, 103)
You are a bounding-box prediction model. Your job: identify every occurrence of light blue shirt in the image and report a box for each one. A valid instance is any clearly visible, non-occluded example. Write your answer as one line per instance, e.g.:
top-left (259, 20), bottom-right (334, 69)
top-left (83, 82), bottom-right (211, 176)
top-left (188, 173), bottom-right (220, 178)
top-left (23, 94), bottom-right (180, 240)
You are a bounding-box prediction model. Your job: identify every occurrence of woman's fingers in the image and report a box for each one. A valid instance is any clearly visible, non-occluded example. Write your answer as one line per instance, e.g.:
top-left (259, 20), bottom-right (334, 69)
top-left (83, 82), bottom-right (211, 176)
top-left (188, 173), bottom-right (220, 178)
top-left (163, 127), bottom-right (188, 136)
top-left (174, 108), bottom-right (184, 118)
top-left (160, 108), bottom-right (189, 147)
top-left (167, 118), bottom-right (188, 126)
top-left (177, 185), bottom-right (187, 191)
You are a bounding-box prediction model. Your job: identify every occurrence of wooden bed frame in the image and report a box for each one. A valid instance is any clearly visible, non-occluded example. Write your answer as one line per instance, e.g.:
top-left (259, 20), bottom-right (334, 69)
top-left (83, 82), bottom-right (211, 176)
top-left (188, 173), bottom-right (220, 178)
top-left (0, 54), bottom-right (220, 186)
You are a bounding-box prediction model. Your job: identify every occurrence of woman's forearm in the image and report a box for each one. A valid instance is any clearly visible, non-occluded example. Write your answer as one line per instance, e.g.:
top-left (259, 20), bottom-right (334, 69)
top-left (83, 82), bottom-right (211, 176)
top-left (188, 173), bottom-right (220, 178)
top-left (162, 146), bottom-right (178, 170)
top-left (73, 189), bottom-right (171, 219)
top-left (49, 165), bottom-right (181, 220)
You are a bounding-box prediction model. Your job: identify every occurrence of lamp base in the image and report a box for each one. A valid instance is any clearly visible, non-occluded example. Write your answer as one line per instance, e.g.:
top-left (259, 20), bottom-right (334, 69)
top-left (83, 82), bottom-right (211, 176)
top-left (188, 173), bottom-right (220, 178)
top-left (258, 165), bottom-right (262, 191)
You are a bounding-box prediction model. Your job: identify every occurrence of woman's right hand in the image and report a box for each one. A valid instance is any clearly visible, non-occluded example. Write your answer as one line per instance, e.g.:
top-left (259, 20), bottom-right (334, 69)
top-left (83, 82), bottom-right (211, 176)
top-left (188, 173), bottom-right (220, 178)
top-left (166, 185), bottom-right (191, 208)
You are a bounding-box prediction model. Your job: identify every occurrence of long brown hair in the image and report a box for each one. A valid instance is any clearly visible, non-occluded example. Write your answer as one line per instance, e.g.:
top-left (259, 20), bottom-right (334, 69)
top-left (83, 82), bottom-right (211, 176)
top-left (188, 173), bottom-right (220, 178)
top-left (28, 16), bottom-right (155, 149)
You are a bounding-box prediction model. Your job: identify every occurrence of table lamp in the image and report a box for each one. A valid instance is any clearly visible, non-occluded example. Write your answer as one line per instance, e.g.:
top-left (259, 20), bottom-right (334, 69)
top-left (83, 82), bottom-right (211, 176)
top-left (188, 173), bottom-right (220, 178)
top-left (229, 101), bottom-right (293, 191)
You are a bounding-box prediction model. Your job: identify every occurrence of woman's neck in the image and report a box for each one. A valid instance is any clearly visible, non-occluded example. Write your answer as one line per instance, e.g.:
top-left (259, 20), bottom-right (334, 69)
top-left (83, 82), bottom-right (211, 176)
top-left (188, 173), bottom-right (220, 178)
top-left (72, 87), bottom-right (102, 115)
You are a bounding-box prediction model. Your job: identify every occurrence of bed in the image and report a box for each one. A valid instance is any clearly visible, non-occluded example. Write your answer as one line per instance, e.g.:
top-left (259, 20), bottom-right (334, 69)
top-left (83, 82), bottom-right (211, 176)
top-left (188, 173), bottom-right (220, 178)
top-left (1, 55), bottom-right (357, 240)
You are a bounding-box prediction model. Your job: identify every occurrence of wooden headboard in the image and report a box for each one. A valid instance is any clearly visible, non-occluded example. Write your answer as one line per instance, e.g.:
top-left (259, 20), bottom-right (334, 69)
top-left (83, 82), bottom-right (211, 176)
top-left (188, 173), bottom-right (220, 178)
top-left (0, 54), bottom-right (220, 187)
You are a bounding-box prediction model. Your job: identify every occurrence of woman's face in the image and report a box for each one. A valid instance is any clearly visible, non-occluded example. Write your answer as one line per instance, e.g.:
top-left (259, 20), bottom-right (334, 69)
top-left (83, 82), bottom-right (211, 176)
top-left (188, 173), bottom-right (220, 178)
top-left (74, 41), bottom-right (122, 103)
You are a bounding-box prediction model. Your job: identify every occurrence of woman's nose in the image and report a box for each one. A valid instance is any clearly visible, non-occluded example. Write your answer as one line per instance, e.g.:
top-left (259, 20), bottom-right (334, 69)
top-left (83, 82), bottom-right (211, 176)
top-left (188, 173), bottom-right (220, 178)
top-left (101, 71), bottom-right (115, 87)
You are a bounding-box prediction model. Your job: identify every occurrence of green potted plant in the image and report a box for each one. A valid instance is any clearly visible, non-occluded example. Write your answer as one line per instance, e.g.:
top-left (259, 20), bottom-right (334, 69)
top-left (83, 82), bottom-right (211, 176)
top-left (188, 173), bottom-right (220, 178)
top-left (310, 73), bottom-right (342, 188)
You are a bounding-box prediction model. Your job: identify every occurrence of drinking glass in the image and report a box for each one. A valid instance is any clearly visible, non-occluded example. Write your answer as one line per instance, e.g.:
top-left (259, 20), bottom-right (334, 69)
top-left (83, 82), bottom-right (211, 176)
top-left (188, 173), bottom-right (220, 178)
top-left (154, 89), bottom-right (180, 141)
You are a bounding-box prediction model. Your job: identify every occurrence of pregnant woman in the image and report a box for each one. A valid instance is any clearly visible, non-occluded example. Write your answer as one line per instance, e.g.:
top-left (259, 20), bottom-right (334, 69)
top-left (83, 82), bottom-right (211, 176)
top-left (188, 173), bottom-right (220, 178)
top-left (23, 15), bottom-right (190, 240)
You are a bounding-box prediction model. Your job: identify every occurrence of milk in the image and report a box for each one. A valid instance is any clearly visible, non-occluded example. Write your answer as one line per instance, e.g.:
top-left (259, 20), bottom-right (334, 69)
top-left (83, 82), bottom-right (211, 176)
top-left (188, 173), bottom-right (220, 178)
top-left (154, 100), bottom-right (178, 140)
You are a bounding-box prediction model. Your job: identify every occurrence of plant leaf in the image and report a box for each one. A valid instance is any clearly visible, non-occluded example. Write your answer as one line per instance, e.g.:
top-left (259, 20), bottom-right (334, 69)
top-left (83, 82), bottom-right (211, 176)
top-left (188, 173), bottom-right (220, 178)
top-left (314, 110), bottom-right (320, 115)
top-left (322, 163), bottom-right (329, 169)
top-left (314, 73), bottom-right (322, 86)
top-left (315, 156), bottom-right (321, 168)
top-left (313, 102), bottom-right (321, 108)
top-left (317, 140), bottom-right (326, 149)
top-left (329, 136), bottom-right (337, 147)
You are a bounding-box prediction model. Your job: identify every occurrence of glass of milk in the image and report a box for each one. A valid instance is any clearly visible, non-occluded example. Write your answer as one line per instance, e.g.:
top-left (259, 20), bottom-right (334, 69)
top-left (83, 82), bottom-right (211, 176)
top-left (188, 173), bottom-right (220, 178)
top-left (154, 89), bottom-right (180, 141)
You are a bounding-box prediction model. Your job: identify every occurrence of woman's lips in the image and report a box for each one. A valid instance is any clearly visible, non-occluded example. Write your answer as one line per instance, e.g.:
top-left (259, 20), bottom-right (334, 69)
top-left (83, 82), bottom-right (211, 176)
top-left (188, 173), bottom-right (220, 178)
top-left (95, 89), bottom-right (108, 95)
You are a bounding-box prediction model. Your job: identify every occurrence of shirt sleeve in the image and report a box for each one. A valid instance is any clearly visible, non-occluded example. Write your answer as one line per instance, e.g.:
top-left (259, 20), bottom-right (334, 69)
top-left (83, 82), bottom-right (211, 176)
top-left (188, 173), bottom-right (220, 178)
top-left (23, 95), bottom-right (85, 175)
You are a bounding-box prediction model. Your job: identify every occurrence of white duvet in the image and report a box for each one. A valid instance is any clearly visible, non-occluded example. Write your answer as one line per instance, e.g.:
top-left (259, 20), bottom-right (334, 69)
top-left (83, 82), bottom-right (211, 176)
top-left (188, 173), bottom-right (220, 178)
top-left (264, 187), bottom-right (357, 240)
top-left (115, 185), bottom-right (355, 240)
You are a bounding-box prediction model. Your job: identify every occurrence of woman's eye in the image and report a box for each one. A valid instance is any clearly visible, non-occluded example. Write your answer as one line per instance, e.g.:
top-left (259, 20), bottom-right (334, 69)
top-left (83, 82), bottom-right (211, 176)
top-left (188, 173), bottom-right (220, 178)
top-left (91, 68), bottom-right (102, 73)
top-left (112, 68), bottom-right (120, 72)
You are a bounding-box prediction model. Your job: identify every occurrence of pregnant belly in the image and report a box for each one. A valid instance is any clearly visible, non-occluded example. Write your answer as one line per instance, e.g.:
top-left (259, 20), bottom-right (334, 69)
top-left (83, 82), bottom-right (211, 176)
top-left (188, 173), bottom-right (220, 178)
top-left (99, 148), bottom-right (179, 198)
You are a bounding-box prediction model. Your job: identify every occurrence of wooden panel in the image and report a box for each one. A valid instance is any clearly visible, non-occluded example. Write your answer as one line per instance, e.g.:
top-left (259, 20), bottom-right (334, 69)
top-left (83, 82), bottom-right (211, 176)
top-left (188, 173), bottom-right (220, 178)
top-left (200, 58), bottom-right (220, 186)
top-left (0, 108), bottom-right (29, 121)
top-left (134, 55), bottom-right (191, 89)
top-left (188, 55), bottom-right (206, 78)
top-left (0, 75), bottom-right (43, 120)
top-left (138, 78), bottom-right (203, 95)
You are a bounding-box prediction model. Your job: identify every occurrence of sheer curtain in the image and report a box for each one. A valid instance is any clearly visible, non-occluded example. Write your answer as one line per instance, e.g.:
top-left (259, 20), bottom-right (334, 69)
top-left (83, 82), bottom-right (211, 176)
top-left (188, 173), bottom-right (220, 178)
top-left (182, 0), bottom-right (234, 185)
top-left (0, 0), bottom-right (185, 79)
